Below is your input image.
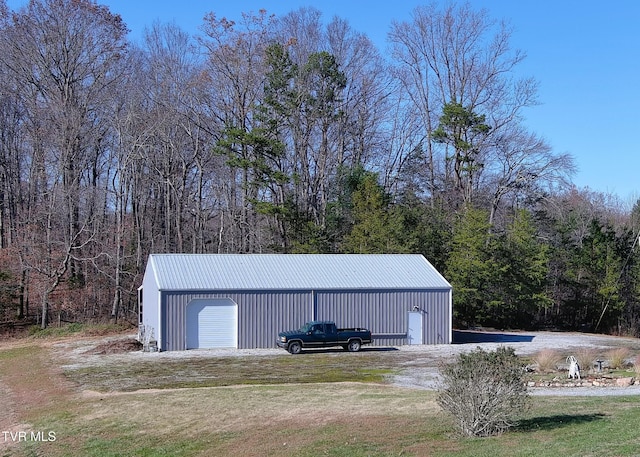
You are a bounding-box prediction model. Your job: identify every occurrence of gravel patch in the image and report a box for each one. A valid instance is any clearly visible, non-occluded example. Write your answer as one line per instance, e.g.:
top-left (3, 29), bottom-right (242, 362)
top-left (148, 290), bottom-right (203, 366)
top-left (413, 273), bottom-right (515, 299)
top-left (53, 330), bottom-right (640, 396)
top-left (528, 385), bottom-right (640, 396)
top-left (391, 331), bottom-right (640, 395)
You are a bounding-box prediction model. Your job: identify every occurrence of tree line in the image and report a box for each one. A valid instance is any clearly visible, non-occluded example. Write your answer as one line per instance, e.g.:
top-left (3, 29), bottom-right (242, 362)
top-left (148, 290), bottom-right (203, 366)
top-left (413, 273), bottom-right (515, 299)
top-left (0, 0), bottom-right (638, 334)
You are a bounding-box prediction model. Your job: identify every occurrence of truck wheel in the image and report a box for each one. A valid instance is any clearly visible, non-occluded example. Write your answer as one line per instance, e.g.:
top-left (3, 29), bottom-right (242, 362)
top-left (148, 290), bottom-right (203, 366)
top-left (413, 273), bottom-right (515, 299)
top-left (347, 339), bottom-right (361, 352)
top-left (288, 341), bottom-right (302, 354)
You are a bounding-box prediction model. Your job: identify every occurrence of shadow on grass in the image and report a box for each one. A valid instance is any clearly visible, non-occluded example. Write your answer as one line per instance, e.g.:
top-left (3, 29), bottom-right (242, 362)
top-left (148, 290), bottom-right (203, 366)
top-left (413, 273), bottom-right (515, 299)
top-left (299, 346), bottom-right (399, 355)
top-left (453, 330), bottom-right (535, 344)
top-left (515, 413), bottom-right (607, 432)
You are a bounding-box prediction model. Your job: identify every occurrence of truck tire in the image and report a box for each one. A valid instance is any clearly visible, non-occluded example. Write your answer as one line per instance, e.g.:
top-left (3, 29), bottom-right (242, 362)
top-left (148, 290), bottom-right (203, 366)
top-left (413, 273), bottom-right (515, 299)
top-left (347, 339), bottom-right (361, 352)
top-left (288, 341), bottom-right (302, 354)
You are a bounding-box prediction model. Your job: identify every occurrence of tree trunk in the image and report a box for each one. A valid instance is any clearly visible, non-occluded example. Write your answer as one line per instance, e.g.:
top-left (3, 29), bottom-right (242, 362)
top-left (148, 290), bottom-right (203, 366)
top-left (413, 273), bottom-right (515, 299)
top-left (40, 292), bottom-right (49, 329)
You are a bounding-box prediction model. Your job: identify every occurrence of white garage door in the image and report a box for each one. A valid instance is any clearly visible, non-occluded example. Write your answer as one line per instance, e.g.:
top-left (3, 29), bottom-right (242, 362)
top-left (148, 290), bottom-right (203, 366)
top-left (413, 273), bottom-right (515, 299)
top-left (186, 298), bottom-right (238, 349)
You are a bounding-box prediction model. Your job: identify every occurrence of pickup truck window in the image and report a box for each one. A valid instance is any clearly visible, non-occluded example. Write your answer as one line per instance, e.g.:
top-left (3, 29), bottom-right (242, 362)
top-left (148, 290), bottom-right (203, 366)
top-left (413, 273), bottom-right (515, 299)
top-left (311, 324), bottom-right (324, 334)
top-left (300, 323), bottom-right (311, 333)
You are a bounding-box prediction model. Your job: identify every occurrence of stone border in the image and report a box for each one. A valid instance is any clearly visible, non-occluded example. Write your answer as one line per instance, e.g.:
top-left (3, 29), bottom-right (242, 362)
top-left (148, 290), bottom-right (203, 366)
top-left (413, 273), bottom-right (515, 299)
top-left (528, 376), bottom-right (635, 388)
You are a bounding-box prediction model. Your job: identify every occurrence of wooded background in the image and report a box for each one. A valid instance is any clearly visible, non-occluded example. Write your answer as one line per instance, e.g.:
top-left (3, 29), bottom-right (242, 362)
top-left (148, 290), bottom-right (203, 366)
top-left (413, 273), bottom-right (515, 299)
top-left (0, 0), bottom-right (638, 333)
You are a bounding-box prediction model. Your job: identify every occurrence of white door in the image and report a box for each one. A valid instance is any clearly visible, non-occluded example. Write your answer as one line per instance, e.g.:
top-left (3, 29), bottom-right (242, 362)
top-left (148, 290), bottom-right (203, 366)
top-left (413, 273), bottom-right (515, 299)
top-left (186, 298), bottom-right (237, 349)
top-left (407, 311), bottom-right (423, 345)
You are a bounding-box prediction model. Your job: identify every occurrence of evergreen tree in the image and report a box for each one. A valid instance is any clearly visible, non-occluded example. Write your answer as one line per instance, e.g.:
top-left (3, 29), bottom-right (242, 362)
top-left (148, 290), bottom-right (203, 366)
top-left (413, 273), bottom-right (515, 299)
top-left (432, 102), bottom-right (491, 204)
top-left (491, 209), bottom-right (551, 328)
top-left (558, 219), bottom-right (625, 330)
top-left (583, 220), bottom-right (626, 331)
top-left (394, 192), bottom-right (452, 272)
top-left (446, 206), bottom-right (497, 327)
top-left (342, 172), bottom-right (408, 253)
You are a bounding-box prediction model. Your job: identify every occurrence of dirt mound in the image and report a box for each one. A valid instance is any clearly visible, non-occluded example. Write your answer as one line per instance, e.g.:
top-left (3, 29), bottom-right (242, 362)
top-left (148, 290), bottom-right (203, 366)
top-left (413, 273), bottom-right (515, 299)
top-left (89, 338), bottom-right (143, 354)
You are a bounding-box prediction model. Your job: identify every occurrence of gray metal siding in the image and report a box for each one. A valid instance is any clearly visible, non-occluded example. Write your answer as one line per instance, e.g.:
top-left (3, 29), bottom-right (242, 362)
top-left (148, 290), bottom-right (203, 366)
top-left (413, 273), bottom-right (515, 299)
top-left (420, 289), bottom-right (452, 344)
top-left (157, 287), bottom-right (451, 351)
top-left (161, 290), bottom-right (313, 350)
top-left (316, 289), bottom-right (451, 346)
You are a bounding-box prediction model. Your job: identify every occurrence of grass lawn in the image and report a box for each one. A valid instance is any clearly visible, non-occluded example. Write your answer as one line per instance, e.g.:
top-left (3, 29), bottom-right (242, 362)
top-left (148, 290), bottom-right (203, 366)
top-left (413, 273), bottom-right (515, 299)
top-left (1, 334), bottom-right (640, 456)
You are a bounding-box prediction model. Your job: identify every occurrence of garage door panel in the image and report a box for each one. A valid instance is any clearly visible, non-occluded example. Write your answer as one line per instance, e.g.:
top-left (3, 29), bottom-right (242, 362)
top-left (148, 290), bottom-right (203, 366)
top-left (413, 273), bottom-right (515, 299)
top-left (186, 299), bottom-right (237, 349)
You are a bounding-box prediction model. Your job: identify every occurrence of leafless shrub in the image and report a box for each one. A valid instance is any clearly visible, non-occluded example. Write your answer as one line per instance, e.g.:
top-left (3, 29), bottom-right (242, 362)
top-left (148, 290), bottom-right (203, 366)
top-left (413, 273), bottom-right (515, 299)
top-left (607, 347), bottom-right (631, 369)
top-left (437, 346), bottom-right (530, 437)
top-left (533, 348), bottom-right (560, 373)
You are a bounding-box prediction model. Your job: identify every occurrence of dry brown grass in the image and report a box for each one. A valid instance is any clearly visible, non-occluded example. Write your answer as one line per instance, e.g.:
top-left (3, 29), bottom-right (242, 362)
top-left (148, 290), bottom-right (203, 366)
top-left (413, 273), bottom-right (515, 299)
top-left (607, 347), bottom-right (631, 369)
top-left (5, 332), bottom-right (640, 456)
top-left (533, 348), bottom-right (560, 373)
top-left (0, 344), bottom-right (78, 455)
top-left (573, 347), bottom-right (600, 373)
top-left (83, 383), bottom-right (440, 438)
top-left (2, 340), bottom-right (443, 457)
top-left (633, 354), bottom-right (640, 377)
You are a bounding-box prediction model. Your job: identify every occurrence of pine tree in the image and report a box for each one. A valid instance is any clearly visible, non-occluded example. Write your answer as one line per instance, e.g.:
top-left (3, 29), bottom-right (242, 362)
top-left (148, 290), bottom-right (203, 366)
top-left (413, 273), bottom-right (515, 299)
top-left (492, 209), bottom-right (551, 328)
top-left (342, 173), bottom-right (407, 254)
top-left (446, 206), bottom-right (497, 327)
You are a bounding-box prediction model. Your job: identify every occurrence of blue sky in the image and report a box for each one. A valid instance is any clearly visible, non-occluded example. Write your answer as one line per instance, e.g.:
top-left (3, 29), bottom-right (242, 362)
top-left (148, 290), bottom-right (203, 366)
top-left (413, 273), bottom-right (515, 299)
top-left (6, 0), bottom-right (640, 203)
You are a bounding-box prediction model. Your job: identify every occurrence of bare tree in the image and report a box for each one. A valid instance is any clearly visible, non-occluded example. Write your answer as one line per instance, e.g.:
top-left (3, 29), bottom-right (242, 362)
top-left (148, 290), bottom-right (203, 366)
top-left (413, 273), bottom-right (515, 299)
top-left (388, 3), bottom-right (565, 212)
top-left (138, 22), bottom-right (212, 253)
top-left (0, 0), bottom-right (128, 327)
top-left (0, 6), bottom-right (31, 318)
top-left (201, 10), bottom-right (276, 252)
top-left (276, 8), bottom-right (394, 230)
top-left (485, 125), bottom-right (575, 226)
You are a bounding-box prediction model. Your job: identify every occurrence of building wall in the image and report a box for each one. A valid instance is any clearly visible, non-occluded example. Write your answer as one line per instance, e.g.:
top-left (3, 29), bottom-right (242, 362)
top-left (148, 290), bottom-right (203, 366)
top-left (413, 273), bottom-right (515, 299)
top-left (161, 290), bottom-right (314, 350)
top-left (139, 268), bottom-right (161, 346)
top-left (158, 287), bottom-right (452, 350)
top-left (316, 289), bottom-right (451, 345)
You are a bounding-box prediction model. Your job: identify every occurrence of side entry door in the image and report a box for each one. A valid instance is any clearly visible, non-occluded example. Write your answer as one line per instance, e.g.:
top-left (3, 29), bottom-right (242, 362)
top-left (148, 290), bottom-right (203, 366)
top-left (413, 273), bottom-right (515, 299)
top-left (407, 311), bottom-right (423, 345)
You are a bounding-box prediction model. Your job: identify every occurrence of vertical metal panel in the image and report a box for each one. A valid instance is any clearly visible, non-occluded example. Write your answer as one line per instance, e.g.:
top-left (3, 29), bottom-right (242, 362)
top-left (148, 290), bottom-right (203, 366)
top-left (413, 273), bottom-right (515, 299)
top-left (162, 290), bottom-right (314, 350)
top-left (316, 289), bottom-right (452, 346)
top-left (234, 290), bottom-right (312, 349)
top-left (422, 289), bottom-right (452, 344)
top-left (159, 287), bottom-right (451, 351)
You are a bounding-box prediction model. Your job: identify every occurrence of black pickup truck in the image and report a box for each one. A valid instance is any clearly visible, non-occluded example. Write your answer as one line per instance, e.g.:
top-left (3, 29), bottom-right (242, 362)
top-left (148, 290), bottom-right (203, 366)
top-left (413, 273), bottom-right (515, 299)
top-left (277, 320), bottom-right (372, 354)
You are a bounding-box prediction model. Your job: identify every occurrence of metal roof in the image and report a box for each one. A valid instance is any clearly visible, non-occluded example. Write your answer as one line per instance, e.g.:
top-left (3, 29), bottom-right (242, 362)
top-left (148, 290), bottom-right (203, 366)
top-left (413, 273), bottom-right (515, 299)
top-left (147, 254), bottom-right (451, 291)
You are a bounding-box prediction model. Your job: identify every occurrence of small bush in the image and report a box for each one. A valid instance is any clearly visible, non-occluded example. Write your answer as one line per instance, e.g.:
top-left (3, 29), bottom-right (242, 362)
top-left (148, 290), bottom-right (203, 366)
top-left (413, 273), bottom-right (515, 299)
top-left (607, 347), bottom-right (631, 369)
top-left (437, 346), bottom-right (530, 437)
top-left (533, 348), bottom-right (559, 373)
top-left (634, 355), bottom-right (640, 377)
top-left (573, 347), bottom-right (599, 373)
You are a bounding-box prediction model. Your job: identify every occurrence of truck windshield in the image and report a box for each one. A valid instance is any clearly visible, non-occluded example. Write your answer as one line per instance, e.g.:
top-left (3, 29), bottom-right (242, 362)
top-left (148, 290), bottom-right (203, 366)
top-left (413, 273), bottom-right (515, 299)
top-left (299, 323), bottom-right (311, 333)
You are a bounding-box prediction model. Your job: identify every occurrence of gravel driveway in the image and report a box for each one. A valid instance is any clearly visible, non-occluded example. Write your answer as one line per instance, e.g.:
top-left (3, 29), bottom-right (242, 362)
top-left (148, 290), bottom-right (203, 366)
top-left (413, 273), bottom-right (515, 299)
top-left (56, 329), bottom-right (640, 396)
top-left (391, 330), bottom-right (640, 396)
